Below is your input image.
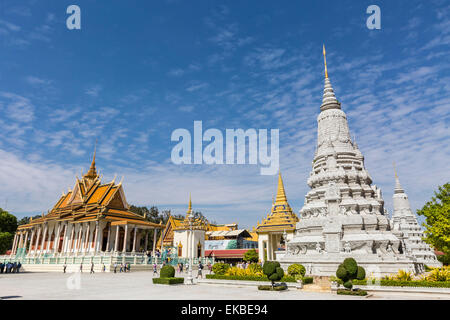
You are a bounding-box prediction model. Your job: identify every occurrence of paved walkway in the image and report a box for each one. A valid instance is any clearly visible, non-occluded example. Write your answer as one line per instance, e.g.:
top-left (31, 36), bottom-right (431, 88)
top-left (1, 272), bottom-right (449, 300)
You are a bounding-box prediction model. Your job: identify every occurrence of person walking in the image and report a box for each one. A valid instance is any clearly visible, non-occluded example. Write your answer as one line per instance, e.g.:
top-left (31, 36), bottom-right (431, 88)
top-left (80, 263), bottom-right (83, 273)
top-left (114, 262), bottom-right (117, 273)
top-left (102, 263), bottom-right (106, 272)
top-left (197, 262), bottom-right (203, 279)
top-left (119, 263), bottom-right (123, 273)
top-left (63, 263), bottom-right (67, 273)
top-left (0, 262), bottom-right (4, 273)
top-left (90, 262), bottom-right (95, 274)
top-left (127, 263), bottom-right (131, 272)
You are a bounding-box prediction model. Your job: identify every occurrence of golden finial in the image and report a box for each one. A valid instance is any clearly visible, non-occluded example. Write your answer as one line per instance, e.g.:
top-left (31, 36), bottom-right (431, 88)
top-left (187, 193), bottom-right (192, 214)
top-left (323, 44), bottom-right (328, 79)
top-left (393, 161), bottom-right (398, 178)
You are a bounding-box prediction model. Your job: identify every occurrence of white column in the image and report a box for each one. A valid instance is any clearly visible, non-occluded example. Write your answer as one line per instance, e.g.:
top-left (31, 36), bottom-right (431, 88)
top-left (132, 227), bottom-right (137, 252)
top-left (34, 226), bottom-right (41, 255)
top-left (28, 229), bottom-right (36, 255)
top-left (114, 225), bottom-right (120, 252)
top-left (76, 224), bottom-right (83, 254)
top-left (11, 233), bottom-right (18, 254)
top-left (84, 223), bottom-right (90, 253)
top-left (45, 227), bottom-right (52, 252)
top-left (54, 223), bottom-right (61, 253)
top-left (18, 232), bottom-right (24, 251)
top-left (68, 224), bottom-right (75, 253)
top-left (25, 231), bottom-right (30, 252)
top-left (122, 224), bottom-right (128, 252)
top-left (105, 224), bottom-right (111, 252)
top-left (152, 228), bottom-right (157, 255)
top-left (40, 224), bottom-right (48, 255)
top-left (93, 221), bottom-right (100, 253)
top-left (144, 231), bottom-right (148, 252)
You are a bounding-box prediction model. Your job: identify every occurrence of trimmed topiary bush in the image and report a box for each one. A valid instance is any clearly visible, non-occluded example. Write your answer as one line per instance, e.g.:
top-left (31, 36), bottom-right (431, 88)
top-left (335, 258), bottom-right (366, 291)
top-left (336, 265), bottom-right (349, 282)
top-left (343, 280), bottom-right (353, 289)
top-left (287, 264), bottom-right (306, 278)
top-left (337, 289), bottom-right (367, 296)
top-left (343, 258), bottom-right (358, 276)
top-left (258, 283), bottom-right (287, 291)
top-left (160, 265), bottom-right (175, 278)
top-left (263, 261), bottom-right (284, 288)
top-left (356, 266), bottom-right (366, 280)
top-left (152, 277), bottom-right (184, 285)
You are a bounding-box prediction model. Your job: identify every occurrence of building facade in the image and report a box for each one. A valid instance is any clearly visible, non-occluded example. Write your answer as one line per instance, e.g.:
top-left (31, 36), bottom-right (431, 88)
top-left (256, 172), bottom-right (299, 263)
top-left (6, 152), bottom-right (164, 270)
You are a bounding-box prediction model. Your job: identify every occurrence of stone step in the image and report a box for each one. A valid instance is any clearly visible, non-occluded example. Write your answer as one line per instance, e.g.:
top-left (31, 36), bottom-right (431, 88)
top-left (302, 284), bottom-right (331, 293)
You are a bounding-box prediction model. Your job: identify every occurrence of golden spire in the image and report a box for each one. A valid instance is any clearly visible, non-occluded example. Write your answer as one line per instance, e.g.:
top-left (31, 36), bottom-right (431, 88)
top-left (275, 171), bottom-right (288, 205)
top-left (187, 193), bottom-right (192, 215)
top-left (85, 141), bottom-right (98, 178)
top-left (323, 44), bottom-right (328, 79)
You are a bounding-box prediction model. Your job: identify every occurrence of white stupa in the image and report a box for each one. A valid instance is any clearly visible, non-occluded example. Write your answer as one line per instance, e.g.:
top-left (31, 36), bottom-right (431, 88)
top-left (279, 46), bottom-right (417, 276)
top-left (391, 170), bottom-right (442, 268)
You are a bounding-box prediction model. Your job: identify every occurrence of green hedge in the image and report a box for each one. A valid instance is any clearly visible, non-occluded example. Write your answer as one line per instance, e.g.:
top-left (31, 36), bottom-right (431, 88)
top-left (302, 277), bottom-right (314, 284)
top-left (258, 284), bottom-right (287, 291)
top-left (152, 277), bottom-right (184, 285)
top-left (341, 278), bottom-right (450, 288)
top-left (205, 274), bottom-right (296, 282)
top-left (337, 289), bottom-right (368, 296)
top-left (378, 280), bottom-right (450, 288)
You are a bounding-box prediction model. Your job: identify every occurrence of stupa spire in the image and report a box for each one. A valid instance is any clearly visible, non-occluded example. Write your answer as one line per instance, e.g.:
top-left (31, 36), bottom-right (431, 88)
top-left (393, 162), bottom-right (404, 194)
top-left (187, 193), bottom-right (193, 216)
top-left (320, 45), bottom-right (341, 112)
top-left (275, 171), bottom-right (288, 205)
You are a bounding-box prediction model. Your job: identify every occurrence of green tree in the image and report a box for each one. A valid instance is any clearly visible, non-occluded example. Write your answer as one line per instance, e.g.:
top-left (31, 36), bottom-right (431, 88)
top-left (263, 261), bottom-right (284, 288)
top-left (335, 258), bottom-right (365, 290)
top-left (0, 208), bottom-right (18, 233)
top-left (243, 249), bottom-right (259, 263)
top-left (18, 214), bottom-right (41, 226)
top-left (0, 208), bottom-right (18, 254)
top-left (417, 183), bottom-right (450, 255)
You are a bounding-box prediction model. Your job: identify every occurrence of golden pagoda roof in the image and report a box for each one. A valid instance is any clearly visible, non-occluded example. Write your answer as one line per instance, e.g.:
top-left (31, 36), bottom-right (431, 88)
top-left (17, 151), bottom-right (164, 230)
top-left (174, 195), bottom-right (208, 231)
top-left (256, 171), bottom-right (299, 233)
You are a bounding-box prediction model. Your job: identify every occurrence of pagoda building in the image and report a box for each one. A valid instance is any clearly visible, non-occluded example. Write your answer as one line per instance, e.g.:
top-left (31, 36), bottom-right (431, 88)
top-left (158, 196), bottom-right (258, 261)
top-left (172, 195), bottom-right (208, 259)
top-left (256, 172), bottom-right (299, 263)
top-left (391, 170), bottom-right (441, 268)
top-left (279, 46), bottom-right (416, 276)
top-left (9, 150), bottom-right (164, 270)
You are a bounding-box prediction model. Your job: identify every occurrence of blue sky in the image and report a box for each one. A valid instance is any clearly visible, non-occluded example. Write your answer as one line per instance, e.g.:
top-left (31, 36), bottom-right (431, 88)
top-left (0, 0), bottom-right (449, 228)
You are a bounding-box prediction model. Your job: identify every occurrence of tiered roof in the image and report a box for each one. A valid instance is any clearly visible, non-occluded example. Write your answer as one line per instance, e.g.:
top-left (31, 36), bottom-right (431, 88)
top-left (17, 151), bottom-right (163, 230)
top-left (256, 172), bottom-right (299, 233)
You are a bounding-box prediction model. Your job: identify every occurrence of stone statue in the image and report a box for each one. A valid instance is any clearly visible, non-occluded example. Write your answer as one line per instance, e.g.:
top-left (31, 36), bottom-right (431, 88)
top-left (325, 182), bottom-right (340, 200)
top-left (343, 242), bottom-right (351, 253)
top-left (315, 242), bottom-right (323, 253)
